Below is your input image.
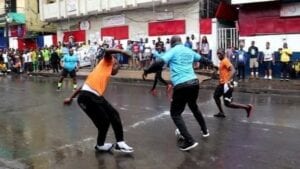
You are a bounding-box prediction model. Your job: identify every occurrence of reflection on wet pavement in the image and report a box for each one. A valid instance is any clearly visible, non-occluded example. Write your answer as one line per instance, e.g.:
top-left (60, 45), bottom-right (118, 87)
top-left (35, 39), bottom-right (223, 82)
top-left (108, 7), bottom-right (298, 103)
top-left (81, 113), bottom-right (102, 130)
top-left (0, 75), bottom-right (299, 169)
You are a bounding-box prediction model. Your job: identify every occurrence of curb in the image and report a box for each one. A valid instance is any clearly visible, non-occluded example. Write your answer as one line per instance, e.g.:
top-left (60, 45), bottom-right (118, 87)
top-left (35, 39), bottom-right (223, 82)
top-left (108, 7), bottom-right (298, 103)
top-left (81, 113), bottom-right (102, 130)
top-left (31, 72), bottom-right (300, 96)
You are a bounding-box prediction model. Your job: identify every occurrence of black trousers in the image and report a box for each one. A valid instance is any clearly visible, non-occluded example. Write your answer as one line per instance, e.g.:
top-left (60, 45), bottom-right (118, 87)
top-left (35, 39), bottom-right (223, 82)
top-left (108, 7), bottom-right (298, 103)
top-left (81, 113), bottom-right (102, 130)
top-left (151, 70), bottom-right (168, 90)
top-left (281, 62), bottom-right (290, 78)
top-left (77, 91), bottom-right (124, 146)
top-left (237, 63), bottom-right (245, 80)
top-left (170, 79), bottom-right (208, 143)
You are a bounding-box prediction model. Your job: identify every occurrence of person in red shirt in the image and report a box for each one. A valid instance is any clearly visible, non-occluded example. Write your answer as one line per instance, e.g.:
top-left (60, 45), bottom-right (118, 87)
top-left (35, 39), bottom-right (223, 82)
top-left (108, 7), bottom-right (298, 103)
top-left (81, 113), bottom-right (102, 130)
top-left (63, 48), bottom-right (134, 153)
top-left (131, 41), bottom-right (140, 69)
top-left (213, 48), bottom-right (253, 118)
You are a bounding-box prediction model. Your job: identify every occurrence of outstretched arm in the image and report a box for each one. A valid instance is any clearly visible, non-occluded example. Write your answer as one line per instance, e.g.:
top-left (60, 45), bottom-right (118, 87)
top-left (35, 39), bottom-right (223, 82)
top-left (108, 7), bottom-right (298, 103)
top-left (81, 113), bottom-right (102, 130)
top-left (63, 85), bottom-right (83, 105)
top-left (105, 48), bottom-right (132, 58)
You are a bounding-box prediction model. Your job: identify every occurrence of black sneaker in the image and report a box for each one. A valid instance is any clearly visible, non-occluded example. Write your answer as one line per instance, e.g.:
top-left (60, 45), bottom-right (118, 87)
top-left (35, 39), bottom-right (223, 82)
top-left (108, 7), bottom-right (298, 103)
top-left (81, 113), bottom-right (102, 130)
top-left (179, 141), bottom-right (198, 151)
top-left (214, 113), bottom-right (226, 118)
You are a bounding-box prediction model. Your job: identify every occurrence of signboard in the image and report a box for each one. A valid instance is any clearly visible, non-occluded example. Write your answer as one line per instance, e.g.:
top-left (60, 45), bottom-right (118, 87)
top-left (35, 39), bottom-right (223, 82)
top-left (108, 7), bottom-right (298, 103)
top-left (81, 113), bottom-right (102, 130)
top-left (67, 0), bottom-right (77, 12)
top-left (102, 15), bottom-right (125, 27)
top-left (281, 3), bottom-right (300, 17)
top-left (79, 20), bottom-right (90, 30)
top-left (156, 12), bottom-right (174, 21)
top-left (231, 0), bottom-right (277, 5)
top-left (76, 46), bottom-right (94, 67)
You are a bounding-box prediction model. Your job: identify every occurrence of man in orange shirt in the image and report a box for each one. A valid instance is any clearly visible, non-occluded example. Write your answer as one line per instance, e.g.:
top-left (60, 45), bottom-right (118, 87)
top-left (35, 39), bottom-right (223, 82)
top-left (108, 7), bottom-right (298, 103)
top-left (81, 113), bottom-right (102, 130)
top-left (63, 48), bottom-right (134, 153)
top-left (213, 48), bottom-right (253, 118)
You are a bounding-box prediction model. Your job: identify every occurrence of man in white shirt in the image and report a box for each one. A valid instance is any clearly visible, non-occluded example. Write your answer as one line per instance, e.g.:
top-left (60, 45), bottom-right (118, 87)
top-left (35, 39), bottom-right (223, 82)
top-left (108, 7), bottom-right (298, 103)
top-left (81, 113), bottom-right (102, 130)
top-left (262, 42), bottom-right (274, 80)
top-left (191, 34), bottom-right (198, 52)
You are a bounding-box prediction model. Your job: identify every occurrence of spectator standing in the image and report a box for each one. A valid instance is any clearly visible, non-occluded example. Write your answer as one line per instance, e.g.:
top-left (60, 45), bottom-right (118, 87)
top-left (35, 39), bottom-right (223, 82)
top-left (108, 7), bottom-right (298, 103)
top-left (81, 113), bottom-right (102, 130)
top-left (23, 50), bottom-right (33, 75)
top-left (200, 36), bottom-right (210, 70)
top-left (50, 47), bottom-right (60, 73)
top-left (2, 49), bottom-right (9, 71)
top-left (165, 38), bottom-right (171, 51)
top-left (279, 43), bottom-right (292, 81)
top-left (31, 49), bottom-right (38, 72)
top-left (236, 45), bottom-right (247, 81)
top-left (131, 41), bottom-right (140, 69)
top-left (144, 38), bottom-right (152, 67)
top-left (42, 47), bottom-right (51, 71)
top-left (115, 41), bottom-right (124, 67)
top-left (125, 40), bottom-right (133, 69)
top-left (262, 42), bottom-right (274, 80)
top-left (184, 36), bottom-right (192, 49)
top-left (191, 34), bottom-right (198, 52)
top-left (248, 41), bottom-right (259, 79)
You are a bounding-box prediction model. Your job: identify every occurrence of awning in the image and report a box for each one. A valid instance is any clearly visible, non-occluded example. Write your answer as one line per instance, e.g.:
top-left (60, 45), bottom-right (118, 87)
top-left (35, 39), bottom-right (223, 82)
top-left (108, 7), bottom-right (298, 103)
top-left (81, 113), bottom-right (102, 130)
top-left (216, 1), bottom-right (238, 21)
top-left (8, 12), bottom-right (26, 24)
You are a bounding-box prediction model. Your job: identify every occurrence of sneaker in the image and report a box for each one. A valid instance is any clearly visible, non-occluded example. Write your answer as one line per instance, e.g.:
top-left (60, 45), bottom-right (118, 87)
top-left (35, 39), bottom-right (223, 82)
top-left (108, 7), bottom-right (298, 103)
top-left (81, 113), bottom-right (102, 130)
top-left (150, 89), bottom-right (157, 96)
top-left (246, 104), bottom-right (253, 118)
top-left (179, 141), bottom-right (198, 151)
top-left (202, 130), bottom-right (210, 138)
top-left (268, 76), bottom-right (272, 80)
top-left (114, 141), bottom-right (134, 153)
top-left (285, 78), bottom-right (289, 81)
top-left (95, 143), bottom-right (113, 152)
top-left (214, 113), bottom-right (226, 118)
top-left (175, 129), bottom-right (185, 141)
top-left (264, 75), bottom-right (268, 79)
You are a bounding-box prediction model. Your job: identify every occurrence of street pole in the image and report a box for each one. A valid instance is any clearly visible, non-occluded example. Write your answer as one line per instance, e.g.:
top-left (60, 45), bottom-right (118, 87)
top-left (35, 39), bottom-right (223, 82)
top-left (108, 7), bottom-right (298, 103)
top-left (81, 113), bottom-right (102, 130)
top-left (5, 0), bottom-right (11, 49)
top-left (5, 17), bottom-right (9, 49)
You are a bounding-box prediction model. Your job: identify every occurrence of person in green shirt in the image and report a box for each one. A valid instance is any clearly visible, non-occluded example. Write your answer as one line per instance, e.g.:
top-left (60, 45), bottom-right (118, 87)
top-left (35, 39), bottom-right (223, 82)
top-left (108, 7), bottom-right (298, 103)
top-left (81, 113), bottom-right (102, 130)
top-left (31, 49), bottom-right (38, 72)
top-left (279, 43), bottom-right (292, 81)
top-left (42, 47), bottom-right (51, 71)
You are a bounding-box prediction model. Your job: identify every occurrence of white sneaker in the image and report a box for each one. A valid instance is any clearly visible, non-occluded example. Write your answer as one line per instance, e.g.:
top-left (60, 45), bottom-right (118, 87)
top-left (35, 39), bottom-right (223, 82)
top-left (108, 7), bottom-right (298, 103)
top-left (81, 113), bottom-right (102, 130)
top-left (202, 130), bottom-right (210, 138)
top-left (95, 143), bottom-right (113, 152)
top-left (268, 76), bottom-right (272, 80)
top-left (115, 141), bottom-right (134, 153)
top-left (264, 75), bottom-right (268, 79)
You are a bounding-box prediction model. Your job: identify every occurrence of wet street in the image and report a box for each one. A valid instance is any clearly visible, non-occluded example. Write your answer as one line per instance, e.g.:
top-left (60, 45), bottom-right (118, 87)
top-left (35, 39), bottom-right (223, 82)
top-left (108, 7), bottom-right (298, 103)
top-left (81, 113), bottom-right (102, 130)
top-left (0, 75), bottom-right (299, 169)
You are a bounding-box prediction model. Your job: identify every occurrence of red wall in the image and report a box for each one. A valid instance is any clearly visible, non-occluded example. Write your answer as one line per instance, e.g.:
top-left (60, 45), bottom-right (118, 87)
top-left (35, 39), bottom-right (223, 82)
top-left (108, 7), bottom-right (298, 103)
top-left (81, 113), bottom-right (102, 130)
top-left (238, 2), bottom-right (300, 36)
top-left (101, 26), bottom-right (129, 40)
top-left (148, 20), bottom-right (186, 36)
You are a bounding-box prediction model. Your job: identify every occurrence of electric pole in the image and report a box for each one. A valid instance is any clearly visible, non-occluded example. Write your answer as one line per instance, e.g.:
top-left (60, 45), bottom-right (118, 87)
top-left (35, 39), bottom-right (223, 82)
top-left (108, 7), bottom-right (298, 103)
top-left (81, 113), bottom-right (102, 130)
top-left (5, 0), bottom-right (11, 49)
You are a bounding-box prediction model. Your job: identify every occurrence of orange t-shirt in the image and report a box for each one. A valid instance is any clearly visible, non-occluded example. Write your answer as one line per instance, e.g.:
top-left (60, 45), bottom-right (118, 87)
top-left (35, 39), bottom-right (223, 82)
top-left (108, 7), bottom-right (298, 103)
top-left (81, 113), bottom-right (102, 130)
top-left (85, 58), bottom-right (114, 95)
top-left (219, 57), bottom-right (232, 84)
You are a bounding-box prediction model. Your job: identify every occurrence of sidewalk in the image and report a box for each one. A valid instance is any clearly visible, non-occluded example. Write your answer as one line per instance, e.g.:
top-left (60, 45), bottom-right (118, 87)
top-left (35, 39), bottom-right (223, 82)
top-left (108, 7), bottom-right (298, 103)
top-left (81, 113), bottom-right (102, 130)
top-left (32, 68), bottom-right (300, 96)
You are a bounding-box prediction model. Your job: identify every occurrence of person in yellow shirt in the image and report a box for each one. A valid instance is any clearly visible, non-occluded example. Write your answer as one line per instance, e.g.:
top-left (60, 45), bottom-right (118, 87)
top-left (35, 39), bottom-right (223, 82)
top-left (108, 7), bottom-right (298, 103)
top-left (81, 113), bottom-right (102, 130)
top-left (63, 48), bottom-right (134, 153)
top-left (279, 43), bottom-right (292, 81)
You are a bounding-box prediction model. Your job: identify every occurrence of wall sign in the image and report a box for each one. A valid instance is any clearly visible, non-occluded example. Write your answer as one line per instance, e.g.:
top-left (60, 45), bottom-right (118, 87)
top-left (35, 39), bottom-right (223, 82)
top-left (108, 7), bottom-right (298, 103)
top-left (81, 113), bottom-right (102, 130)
top-left (281, 2), bottom-right (300, 17)
top-left (79, 21), bottom-right (91, 30)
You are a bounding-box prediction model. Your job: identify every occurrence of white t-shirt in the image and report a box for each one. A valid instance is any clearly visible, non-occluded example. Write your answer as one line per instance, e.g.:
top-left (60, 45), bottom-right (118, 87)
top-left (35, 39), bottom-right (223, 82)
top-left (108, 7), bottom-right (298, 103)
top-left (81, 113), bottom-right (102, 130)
top-left (144, 43), bottom-right (151, 53)
top-left (165, 43), bottom-right (171, 51)
top-left (3, 53), bottom-right (8, 63)
top-left (27, 52), bottom-right (32, 62)
top-left (191, 39), bottom-right (198, 50)
top-left (263, 48), bottom-right (273, 61)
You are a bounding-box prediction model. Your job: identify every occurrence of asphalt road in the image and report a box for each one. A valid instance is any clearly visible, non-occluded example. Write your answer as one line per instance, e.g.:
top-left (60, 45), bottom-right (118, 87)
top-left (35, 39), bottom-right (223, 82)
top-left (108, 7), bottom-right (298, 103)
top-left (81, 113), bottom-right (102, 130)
top-left (0, 75), bottom-right (299, 169)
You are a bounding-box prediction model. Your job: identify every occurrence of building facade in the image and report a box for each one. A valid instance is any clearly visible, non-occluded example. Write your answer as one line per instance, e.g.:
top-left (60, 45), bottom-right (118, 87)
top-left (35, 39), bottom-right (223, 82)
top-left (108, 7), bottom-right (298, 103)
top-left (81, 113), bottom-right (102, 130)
top-left (233, 0), bottom-right (300, 53)
top-left (39, 0), bottom-right (201, 46)
top-left (0, 0), bottom-right (56, 49)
